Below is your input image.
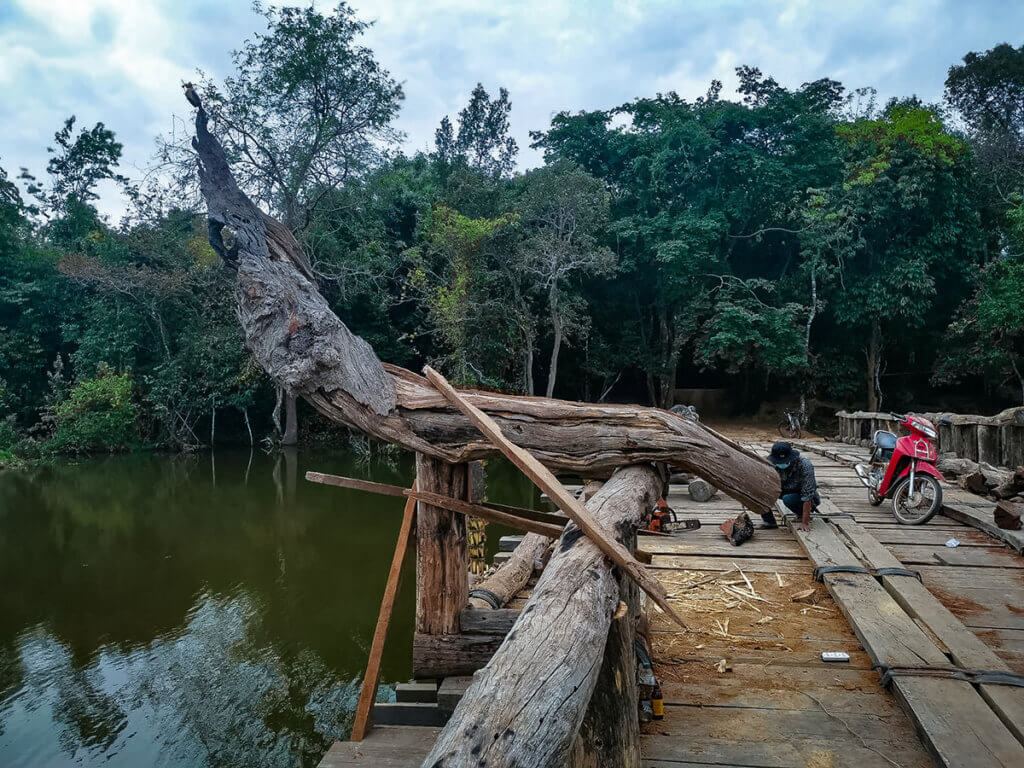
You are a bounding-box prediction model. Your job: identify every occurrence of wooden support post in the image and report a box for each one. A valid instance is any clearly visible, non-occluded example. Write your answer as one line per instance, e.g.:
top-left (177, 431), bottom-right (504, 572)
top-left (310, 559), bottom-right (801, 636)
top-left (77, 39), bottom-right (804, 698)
top-left (350, 482), bottom-right (418, 742)
top-left (415, 454), bottom-right (469, 637)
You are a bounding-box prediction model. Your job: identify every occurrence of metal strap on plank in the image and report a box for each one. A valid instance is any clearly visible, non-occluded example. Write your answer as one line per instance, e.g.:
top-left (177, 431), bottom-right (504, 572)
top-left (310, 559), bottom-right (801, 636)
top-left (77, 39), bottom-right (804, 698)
top-left (813, 565), bottom-right (921, 583)
top-left (875, 664), bottom-right (1024, 689)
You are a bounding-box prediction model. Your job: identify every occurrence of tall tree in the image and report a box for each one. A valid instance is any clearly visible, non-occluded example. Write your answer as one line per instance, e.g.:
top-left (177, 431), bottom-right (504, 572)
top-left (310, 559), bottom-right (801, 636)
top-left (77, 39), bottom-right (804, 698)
top-left (832, 101), bottom-right (983, 409)
top-left (174, 3), bottom-right (404, 231)
top-left (515, 161), bottom-right (615, 396)
top-left (434, 84), bottom-right (518, 177)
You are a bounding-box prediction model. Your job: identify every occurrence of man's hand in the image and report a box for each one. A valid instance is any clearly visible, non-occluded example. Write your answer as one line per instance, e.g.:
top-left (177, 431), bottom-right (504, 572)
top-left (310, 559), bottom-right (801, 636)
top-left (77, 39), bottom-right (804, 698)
top-left (801, 500), bottom-right (812, 532)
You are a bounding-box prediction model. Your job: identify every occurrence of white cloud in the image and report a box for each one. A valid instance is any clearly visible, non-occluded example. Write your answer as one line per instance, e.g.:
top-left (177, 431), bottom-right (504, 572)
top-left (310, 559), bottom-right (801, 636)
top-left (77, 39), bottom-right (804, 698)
top-left (0, 0), bottom-right (1019, 220)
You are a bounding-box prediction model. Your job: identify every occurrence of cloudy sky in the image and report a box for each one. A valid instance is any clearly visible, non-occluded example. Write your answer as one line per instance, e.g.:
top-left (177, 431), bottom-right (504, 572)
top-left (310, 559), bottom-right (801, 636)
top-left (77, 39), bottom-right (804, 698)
top-left (1, 0), bottom-right (1021, 218)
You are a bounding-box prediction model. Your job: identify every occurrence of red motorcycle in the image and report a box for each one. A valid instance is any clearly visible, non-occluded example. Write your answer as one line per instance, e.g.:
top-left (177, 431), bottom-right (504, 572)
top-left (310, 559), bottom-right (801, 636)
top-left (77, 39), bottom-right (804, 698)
top-left (854, 413), bottom-right (946, 525)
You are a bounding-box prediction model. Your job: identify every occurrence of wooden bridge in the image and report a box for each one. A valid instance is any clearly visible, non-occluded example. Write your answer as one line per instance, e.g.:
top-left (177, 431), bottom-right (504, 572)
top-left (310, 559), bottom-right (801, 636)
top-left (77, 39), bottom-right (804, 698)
top-left (182, 89), bottom-right (1023, 768)
top-left (319, 441), bottom-right (1024, 768)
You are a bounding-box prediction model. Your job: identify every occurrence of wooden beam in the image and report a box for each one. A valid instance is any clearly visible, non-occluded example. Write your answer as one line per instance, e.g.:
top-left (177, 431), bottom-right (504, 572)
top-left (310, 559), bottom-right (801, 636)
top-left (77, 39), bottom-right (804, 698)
top-left (350, 481), bottom-right (417, 742)
top-left (307, 470), bottom-right (567, 529)
top-left (412, 631), bottom-right (504, 677)
top-left (468, 532), bottom-right (551, 610)
top-left (405, 490), bottom-right (565, 538)
top-left (415, 455), bottom-right (468, 637)
top-left (422, 365), bottom-right (688, 629)
top-left (305, 471), bottom-right (407, 498)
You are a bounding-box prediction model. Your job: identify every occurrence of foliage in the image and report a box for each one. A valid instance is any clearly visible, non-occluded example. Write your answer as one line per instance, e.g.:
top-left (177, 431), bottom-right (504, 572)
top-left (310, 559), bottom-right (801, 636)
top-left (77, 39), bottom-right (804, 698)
top-left (836, 104), bottom-right (966, 186)
top-left (20, 117), bottom-right (132, 222)
top-left (937, 257), bottom-right (1024, 403)
top-left (164, 2), bottom-right (403, 228)
top-left (4, 22), bottom-right (1024, 461)
top-left (407, 203), bottom-right (517, 384)
top-left (435, 83), bottom-right (518, 177)
top-left (51, 366), bottom-right (138, 453)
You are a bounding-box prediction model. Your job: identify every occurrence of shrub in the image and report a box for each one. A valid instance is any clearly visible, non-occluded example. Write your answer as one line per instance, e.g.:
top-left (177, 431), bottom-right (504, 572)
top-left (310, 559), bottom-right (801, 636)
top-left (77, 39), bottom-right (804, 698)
top-left (52, 366), bottom-right (138, 453)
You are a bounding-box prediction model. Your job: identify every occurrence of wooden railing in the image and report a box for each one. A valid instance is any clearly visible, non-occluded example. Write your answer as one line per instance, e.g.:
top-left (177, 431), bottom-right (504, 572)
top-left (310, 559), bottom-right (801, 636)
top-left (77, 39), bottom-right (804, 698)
top-left (836, 408), bottom-right (1024, 467)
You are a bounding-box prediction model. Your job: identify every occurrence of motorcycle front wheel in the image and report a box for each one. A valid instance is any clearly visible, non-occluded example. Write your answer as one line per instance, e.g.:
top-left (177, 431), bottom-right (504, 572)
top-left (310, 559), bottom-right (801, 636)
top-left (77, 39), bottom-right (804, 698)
top-left (891, 475), bottom-right (943, 525)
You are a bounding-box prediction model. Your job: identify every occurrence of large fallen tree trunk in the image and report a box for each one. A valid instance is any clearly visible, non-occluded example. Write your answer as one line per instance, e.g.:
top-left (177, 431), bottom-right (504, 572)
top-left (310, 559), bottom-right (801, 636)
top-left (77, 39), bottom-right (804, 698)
top-left (422, 464), bottom-right (660, 768)
top-left (186, 91), bottom-right (778, 512)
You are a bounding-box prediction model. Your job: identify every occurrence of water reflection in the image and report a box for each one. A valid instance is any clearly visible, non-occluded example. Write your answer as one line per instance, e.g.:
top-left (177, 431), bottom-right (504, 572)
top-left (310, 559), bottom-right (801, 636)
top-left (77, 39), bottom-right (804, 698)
top-left (0, 450), bottom-right (535, 767)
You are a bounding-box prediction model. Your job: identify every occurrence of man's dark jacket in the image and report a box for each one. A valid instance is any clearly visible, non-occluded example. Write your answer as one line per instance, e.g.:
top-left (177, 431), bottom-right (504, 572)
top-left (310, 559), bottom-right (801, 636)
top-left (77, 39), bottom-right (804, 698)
top-left (776, 451), bottom-right (820, 506)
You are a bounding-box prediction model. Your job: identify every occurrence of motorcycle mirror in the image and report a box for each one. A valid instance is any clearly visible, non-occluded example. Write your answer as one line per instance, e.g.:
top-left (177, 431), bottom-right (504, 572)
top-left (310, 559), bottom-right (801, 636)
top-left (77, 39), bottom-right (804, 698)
top-left (938, 417), bottom-right (952, 426)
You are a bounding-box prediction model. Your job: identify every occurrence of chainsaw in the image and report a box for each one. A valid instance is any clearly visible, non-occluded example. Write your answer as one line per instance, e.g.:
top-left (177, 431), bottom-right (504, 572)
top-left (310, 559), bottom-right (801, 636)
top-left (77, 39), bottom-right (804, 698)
top-left (647, 503), bottom-right (701, 533)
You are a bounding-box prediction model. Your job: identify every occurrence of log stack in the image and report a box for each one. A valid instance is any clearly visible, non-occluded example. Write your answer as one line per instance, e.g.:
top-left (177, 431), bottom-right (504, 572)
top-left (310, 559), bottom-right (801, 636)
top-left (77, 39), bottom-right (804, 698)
top-left (939, 455), bottom-right (1024, 500)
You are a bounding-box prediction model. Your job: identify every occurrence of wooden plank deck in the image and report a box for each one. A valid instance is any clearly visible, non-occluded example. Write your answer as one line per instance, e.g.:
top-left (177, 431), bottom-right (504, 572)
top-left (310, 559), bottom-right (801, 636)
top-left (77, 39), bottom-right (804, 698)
top-left (791, 441), bottom-right (1024, 674)
top-left (320, 444), bottom-right (1024, 766)
top-left (641, 480), bottom-right (934, 768)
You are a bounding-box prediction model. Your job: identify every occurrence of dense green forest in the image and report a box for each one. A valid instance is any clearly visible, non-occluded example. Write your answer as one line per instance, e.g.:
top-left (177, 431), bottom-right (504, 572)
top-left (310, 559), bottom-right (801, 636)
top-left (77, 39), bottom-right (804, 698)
top-left (2, 3), bottom-right (1024, 457)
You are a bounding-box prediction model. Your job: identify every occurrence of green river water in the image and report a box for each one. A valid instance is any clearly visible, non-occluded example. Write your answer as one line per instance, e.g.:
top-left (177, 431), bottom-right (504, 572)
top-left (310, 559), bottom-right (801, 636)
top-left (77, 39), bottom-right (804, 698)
top-left (0, 449), bottom-right (534, 767)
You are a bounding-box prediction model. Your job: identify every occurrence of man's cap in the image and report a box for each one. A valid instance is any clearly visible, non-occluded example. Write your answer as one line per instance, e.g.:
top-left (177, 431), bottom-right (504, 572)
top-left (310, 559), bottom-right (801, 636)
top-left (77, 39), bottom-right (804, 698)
top-left (769, 441), bottom-right (795, 467)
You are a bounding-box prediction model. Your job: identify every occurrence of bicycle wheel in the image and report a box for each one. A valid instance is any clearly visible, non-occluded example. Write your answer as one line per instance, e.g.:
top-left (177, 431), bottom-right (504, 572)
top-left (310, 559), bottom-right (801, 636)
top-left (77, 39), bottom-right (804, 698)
top-left (778, 417), bottom-right (800, 439)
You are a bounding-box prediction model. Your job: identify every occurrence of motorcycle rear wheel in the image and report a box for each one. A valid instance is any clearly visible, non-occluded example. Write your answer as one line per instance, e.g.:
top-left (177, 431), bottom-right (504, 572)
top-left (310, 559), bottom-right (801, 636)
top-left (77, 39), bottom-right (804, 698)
top-left (891, 475), bottom-right (942, 525)
top-left (868, 488), bottom-right (884, 506)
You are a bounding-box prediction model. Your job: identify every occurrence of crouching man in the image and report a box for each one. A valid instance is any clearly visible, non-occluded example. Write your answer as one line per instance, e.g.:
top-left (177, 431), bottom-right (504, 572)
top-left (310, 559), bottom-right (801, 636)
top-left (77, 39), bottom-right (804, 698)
top-left (764, 441), bottom-right (819, 532)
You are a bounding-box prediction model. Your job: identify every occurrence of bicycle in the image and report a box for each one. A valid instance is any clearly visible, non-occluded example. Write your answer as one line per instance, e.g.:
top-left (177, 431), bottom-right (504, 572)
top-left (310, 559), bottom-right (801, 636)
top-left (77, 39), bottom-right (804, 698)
top-left (778, 409), bottom-right (803, 439)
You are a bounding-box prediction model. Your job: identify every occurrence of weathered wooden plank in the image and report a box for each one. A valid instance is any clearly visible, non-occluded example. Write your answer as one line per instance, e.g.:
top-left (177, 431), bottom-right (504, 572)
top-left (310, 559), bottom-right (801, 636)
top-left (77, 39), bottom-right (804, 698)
top-left (405, 489), bottom-right (565, 538)
top-left (790, 517), bottom-right (1024, 767)
top-left (943, 502), bottom-right (1024, 553)
top-left (318, 726), bottom-right (438, 768)
top-left (642, 723), bottom-right (932, 768)
top-left (412, 632), bottom-right (504, 677)
top-left (460, 607), bottom-right (520, 635)
top-left (351, 482), bottom-right (417, 742)
top-left (660, 665), bottom-right (902, 715)
top-left (305, 471), bottom-right (407, 497)
top-left (831, 512), bottom-right (1024, 745)
top-left (649, 555), bottom-right (813, 574)
top-left (889, 544), bottom-right (1023, 568)
top-left (643, 539), bottom-right (806, 558)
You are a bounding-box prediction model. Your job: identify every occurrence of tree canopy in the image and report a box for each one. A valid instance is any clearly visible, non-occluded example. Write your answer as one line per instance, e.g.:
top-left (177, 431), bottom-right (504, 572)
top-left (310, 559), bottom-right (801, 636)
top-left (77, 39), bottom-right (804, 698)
top-left (2, 4), bottom-right (1022, 458)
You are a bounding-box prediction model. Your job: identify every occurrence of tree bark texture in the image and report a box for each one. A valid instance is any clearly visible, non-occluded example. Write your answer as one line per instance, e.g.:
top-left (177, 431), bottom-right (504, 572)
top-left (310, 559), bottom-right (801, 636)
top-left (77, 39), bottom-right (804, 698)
top-left (415, 454), bottom-right (469, 635)
top-left (546, 283), bottom-right (562, 399)
top-left (186, 94), bottom-right (779, 514)
top-left (420, 464), bottom-right (660, 768)
top-left (282, 391), bottom-right (298, 445)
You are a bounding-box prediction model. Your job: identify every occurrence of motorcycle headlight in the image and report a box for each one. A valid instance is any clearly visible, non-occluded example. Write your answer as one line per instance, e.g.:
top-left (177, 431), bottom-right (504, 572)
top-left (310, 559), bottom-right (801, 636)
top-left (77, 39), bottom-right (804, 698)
top-left (919, 424), bottom-right (937, 440)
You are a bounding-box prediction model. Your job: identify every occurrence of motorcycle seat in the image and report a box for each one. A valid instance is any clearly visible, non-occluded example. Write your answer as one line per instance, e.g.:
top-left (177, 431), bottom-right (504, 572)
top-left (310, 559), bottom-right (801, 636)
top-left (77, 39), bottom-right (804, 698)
top-left (873, 430), bottom-right (897, 462)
